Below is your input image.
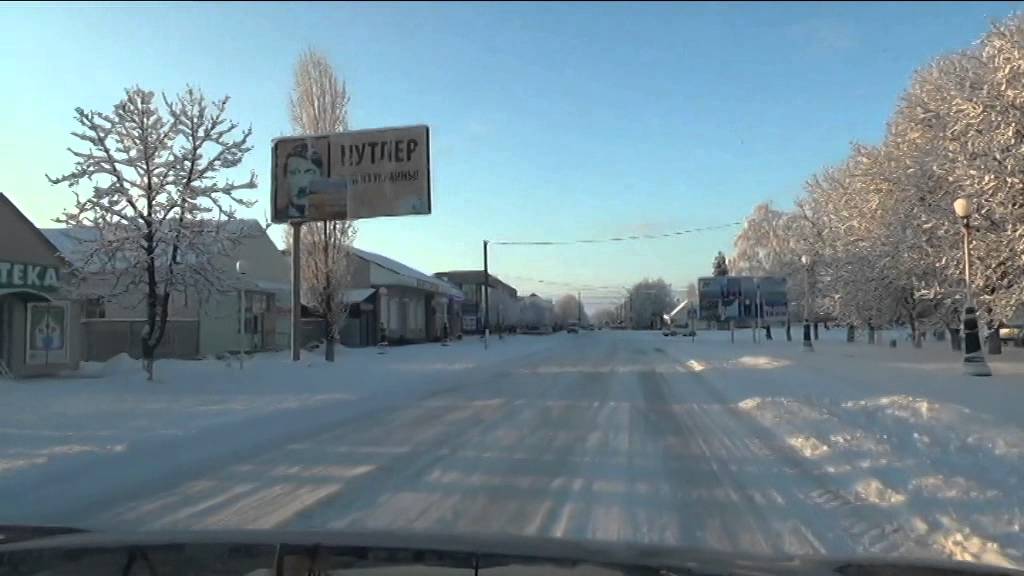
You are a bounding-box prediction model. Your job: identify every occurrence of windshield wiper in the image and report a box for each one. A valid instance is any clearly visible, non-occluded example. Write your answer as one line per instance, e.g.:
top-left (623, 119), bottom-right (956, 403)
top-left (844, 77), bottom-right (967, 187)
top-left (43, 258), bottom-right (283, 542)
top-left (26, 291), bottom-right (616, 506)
top-left (0, 525), bottom-right (87, 545)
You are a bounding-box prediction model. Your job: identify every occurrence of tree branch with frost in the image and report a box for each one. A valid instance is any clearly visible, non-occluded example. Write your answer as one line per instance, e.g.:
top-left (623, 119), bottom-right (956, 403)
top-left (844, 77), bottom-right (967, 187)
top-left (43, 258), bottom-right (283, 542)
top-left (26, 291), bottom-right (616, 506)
top-left (49, 86), bottom-right (257, 379)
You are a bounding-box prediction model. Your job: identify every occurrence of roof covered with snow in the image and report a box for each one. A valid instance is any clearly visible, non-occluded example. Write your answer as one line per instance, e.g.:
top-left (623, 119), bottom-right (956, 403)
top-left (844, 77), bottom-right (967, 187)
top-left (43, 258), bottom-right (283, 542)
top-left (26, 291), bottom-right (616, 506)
top-left (349, 246), bottom-right (462, 298)
top-left (433, 270), bottom-right (517, 295)
top-left (39, 227), bottom-right (101, 268)
top-left (40, 220), bottom-right (268, 269)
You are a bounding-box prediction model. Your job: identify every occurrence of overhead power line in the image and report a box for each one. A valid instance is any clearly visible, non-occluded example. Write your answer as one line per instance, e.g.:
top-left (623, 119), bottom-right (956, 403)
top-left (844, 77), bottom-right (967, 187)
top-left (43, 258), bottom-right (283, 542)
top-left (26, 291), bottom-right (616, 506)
top-left (489, 221), bottom-right (742, 246)
top-left (500, 275), bottom-right (625, 291)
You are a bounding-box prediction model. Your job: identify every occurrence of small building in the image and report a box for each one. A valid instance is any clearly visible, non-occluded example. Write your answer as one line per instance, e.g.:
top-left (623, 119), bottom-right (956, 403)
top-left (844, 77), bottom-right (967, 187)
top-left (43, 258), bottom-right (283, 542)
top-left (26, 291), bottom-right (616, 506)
top-left (42, 220), bottom-right (291, 361)
top-left (432, 270), bottom-right (518, 333)
top-left (337, 247), bottom-right (463, 347)
top-left (0, 193), bottom-right (81, 377)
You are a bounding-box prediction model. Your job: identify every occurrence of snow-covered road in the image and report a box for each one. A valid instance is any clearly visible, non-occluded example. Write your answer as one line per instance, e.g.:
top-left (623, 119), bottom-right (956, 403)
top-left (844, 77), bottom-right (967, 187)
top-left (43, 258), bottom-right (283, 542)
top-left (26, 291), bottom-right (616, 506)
top-left (3, 330), bottom-right (1023, 567)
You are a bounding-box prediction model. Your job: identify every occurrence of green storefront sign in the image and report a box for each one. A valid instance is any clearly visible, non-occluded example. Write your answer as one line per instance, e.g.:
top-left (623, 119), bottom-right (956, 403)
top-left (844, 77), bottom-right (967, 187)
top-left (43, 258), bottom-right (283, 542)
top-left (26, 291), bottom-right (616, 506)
top-left (0, 260), bottom-right (60, 292)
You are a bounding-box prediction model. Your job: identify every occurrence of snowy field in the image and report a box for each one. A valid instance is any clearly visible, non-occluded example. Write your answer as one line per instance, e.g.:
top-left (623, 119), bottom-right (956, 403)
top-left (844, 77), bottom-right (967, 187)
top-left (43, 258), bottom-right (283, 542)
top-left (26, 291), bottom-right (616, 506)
top-left (1, 329), bottom-right (1022, 568)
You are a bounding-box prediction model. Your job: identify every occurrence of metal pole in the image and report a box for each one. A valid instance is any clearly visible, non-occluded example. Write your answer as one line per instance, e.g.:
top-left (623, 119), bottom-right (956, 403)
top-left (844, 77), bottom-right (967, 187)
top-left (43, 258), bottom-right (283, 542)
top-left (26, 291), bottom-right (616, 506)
top-left (578, 290), bottom-right (582, 323)
top-left (803, 262), bottom-right (813, 350)
top-left (963, 223), bottom-right (972, 306)
top-left (483, 240), bottom-right (490, 349)
top-left (239, 289), bottom-right (245, 369)
top-left (961, 219), bottom-right (990, 376)
top-left (290, 222), bottom-right (302, 362)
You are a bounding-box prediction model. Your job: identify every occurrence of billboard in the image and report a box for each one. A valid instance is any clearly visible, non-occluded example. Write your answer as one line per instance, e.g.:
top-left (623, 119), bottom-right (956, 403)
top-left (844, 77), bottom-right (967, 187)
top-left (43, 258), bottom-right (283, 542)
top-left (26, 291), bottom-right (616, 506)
top-left (271, 125), bottom-right (430, 223)
top-left (698, 276), bottom-right (787, 323)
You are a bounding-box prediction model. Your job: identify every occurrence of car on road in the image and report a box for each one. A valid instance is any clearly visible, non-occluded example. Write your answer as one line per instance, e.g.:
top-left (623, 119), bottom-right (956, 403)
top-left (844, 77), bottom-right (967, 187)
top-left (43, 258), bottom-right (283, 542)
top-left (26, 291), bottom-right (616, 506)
top-left (663, 322), bottom-right (696, 337)
top-left (999, 323), bottom-right (1023, 343)
top-left (567, 320), bottom-right (580, 334)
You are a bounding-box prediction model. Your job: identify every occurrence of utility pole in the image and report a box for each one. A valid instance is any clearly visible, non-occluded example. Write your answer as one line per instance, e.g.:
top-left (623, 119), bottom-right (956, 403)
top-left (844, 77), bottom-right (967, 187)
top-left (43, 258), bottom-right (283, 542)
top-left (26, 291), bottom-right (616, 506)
top-left (483, 240), bottom-right (490, 349)
top-left (577, 290), bottom-right (582, 323)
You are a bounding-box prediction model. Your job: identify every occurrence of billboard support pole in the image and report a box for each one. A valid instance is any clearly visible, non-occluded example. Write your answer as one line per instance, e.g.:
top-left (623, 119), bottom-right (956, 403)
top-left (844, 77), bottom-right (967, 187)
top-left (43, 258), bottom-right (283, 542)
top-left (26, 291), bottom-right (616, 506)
top-left (483, 240), bottom-right (490, 350)
top-left (291, 221), bottom-right (303, 362)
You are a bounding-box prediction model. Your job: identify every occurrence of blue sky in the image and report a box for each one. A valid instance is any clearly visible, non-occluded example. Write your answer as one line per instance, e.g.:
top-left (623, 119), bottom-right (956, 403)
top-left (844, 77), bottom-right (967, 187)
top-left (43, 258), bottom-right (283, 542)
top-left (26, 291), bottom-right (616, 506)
top-left (1, 1), bottom-right (1020, 310)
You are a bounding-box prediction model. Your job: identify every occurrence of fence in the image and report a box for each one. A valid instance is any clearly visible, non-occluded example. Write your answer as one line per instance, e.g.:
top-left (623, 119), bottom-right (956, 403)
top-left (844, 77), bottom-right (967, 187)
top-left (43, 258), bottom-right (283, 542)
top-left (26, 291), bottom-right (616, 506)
top-left (80, 319), bottom-right (200, 361)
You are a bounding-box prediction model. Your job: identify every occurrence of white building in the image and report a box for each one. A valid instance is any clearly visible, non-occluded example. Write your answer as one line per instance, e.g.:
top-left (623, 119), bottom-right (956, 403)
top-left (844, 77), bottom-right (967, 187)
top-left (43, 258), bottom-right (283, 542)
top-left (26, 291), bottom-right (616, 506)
top-left (42, 220), bottom-right (291, 360)
top-left (336, 247), bottom-right (463, 346)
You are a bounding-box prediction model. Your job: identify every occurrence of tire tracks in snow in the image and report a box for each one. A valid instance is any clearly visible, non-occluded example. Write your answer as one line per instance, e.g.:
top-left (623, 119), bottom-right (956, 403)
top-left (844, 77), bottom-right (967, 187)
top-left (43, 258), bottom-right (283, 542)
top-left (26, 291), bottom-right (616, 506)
top-left (71, 343), bottom-right (561, 530)
top-left (659, 347), bottom-right (924, 559)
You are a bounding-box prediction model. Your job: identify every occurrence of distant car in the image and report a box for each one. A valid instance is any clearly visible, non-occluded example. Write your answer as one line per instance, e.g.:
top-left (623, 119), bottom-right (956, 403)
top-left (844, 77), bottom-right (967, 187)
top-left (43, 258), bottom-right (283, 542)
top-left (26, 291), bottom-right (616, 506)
top-left (662, 323), bottom-right (695, 337)
top-left (999, 324), bottom-right (1022, 343)
top-left (567, 320), bottom-right (579, 334)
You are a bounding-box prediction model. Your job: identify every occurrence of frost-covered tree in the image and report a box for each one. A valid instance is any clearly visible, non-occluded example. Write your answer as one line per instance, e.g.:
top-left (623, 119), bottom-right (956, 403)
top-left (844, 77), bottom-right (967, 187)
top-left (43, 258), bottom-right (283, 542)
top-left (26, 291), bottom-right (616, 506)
top-left (519, 294), bottom-right (554, 328)
top-left (554, 293), bottom-right (587, 326)
top-left (685, 282), bottom-right (699, 304)
top-left (731, 202), bottom-right (810, 321)
top-left (288, 48), bottom-right (356, 361)
top-left (628, 279), bottom-right (674, 329)
top-left (734, 13), bottom-right (1024, 352)
top-left (49, 87), bottom-right (256, 378)
top-left (730, 202), bottom-right (799, 277)
top-left (916, 23), bottom-right (1024, 329)
top-left (712, 252), bottom-right (729, 277)
top-left (284, 222), bottom-right (355, 330)
top-left (591, 307), bottom-right (619, 326)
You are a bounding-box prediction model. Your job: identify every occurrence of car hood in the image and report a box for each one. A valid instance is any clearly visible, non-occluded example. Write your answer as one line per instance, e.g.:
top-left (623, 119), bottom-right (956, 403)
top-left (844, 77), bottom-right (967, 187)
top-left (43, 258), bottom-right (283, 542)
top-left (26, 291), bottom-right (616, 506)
top-left (1, 527), bottom-right (1021, 576)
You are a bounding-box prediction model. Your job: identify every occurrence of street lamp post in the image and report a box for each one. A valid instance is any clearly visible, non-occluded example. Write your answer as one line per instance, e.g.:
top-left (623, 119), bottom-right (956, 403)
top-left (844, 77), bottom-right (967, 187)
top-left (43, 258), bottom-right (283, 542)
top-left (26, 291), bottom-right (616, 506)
top-left (954, 198), bottom-right (991, 377)
top-left (801, 254), bottom-right (813, 351)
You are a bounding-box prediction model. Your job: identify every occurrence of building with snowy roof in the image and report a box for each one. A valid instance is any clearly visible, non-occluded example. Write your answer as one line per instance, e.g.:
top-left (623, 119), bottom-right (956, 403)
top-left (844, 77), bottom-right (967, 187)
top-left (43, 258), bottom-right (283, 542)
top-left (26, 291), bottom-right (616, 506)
top-left (41, 219), bottom-right (292, 360)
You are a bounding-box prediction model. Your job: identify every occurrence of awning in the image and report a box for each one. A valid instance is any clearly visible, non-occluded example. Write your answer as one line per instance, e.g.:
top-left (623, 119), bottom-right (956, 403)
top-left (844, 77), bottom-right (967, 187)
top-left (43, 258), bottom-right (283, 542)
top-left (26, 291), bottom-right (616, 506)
top-left (251, 280), bottom-right (291, 295)
top-left (0, 288), bottom-right (53, 302)
top-left (342, 288), bottom-right (377, 304)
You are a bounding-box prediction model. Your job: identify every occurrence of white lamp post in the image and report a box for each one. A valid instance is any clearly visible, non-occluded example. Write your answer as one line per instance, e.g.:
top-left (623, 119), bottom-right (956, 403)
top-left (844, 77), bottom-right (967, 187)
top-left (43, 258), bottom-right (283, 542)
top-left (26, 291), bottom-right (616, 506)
top-left (953, 198), bottom-right (991, 376)
top-left (236, 260), bottom-right (249, 369)
top-left (801, 254), bottom-right (813, 351)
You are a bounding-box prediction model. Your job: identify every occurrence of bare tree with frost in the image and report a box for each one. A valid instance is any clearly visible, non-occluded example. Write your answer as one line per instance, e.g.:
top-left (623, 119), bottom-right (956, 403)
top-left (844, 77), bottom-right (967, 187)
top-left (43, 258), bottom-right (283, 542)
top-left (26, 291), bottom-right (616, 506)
top-left (48, 86), bottom-right (256, 379)
top-left (288, 48), bottom-right (356, 362)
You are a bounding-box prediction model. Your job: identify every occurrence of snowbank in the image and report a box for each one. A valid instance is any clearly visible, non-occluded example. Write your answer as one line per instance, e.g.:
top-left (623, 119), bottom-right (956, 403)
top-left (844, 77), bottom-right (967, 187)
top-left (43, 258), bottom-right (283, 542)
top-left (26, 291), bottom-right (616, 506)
top-left (657, 329), bottom-right (1024, 567)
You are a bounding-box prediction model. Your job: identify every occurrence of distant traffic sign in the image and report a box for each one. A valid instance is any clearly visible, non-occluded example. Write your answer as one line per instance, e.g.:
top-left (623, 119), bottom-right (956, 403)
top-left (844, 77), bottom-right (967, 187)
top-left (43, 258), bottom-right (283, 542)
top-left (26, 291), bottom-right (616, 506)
top-left (272, 125), bottom-right (430, 223)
